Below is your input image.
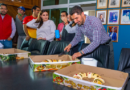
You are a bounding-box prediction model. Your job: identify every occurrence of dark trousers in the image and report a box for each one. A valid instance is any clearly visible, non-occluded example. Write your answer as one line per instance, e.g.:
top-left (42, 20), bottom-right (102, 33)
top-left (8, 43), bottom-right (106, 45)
top-left (106, 40), bottom-right (114, 69)
top-left (78, 41), bottom-right (84, 51)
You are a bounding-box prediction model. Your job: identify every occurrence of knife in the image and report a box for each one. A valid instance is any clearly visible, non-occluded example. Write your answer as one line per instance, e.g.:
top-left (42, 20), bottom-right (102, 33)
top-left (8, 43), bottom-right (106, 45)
top-left (58, 50), bottom-right (67, 57)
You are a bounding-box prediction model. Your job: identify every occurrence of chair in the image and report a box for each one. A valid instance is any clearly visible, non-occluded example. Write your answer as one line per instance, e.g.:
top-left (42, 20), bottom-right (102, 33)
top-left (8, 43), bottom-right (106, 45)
top-left (117, 48), bottom-right (130, 90)
top-left (28, 39), bottom-right (50, 55)
top-left (118, 48), bottom-right (130, 75)
top-left (79, 44), bottom-right (110, 68)
top-left (47, 41), bottom-right (69, 55)
top-left (20, 38), bottom-right (33, 51)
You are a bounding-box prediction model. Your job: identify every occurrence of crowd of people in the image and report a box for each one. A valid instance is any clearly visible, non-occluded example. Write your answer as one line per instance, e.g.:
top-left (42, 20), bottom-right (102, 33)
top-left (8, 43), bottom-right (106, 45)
top-left (0, 3), bottom-right (114, 69)
top-left (0, 3), bottom-right (84, 49)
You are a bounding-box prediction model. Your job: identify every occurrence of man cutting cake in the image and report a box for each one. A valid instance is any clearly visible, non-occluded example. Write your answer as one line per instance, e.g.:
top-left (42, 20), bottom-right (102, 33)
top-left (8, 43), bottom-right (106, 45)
top-left (64, 6), bottom-right (114, 69)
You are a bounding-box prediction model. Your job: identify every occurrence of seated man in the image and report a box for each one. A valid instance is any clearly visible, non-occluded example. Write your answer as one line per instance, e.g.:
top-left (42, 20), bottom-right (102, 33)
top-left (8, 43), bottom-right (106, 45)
top-left (0, 3), bottom-right (16, 48)
top-left (57, 11), bottom-right (68, 41)
top-left (57, 11), bottom-right (67, 33)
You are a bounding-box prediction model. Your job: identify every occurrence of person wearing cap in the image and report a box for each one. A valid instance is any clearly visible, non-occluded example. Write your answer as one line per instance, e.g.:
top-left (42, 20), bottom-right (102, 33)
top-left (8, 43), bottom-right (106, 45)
top-left (0, 3), bottom-right (16, 48)
top-left (23, 5), bottom-right (40, 41)
top-left (15, 6), bottom-right (26, 49)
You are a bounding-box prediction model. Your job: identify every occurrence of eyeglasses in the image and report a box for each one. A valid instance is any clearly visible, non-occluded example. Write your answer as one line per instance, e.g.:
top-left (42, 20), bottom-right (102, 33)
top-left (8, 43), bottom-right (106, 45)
top-left (0, 8), bottom-right (7, 10)
top-left (60, 15), bottom-right (66, 17)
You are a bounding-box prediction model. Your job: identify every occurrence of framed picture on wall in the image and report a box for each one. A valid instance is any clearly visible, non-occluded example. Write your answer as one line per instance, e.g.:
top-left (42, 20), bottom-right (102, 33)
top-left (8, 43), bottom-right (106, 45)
top-left (97, 0), bottom-right (108, 9)
top-left (108, 9), bottom-right (120, 25)
top-left (120, 9), bottom-right (130, 24)
top-left (122, 0), bottom-right (130, 7)
top-left (107, 26), bottom-right (119, 42)
top-left (96, 10), bottom-right (107, 24)
top-left (109, 0), bottom-right (121, 8)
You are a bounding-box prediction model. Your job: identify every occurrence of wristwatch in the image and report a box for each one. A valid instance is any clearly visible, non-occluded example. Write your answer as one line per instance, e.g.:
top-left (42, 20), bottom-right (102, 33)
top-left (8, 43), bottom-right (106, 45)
top-left (79, 51), bottom-right (83, 55)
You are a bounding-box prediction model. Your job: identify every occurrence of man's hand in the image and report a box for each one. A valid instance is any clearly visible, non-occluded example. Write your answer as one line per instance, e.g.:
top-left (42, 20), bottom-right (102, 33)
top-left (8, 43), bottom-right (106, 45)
top-left (64, 44), bottom-right (72, 52)
top-left (23, 24), bottom-right (30, 40)
top-left (37, 37), bottom-right (46, 40)
top-left (72, 52), bottom-right (82, 60)
top-left (36, 17), bottom-right (41, 22)
top-left (37, 37), bottom-right (43, 40)
top-left (7, 37), bottom-right (12, 41)
top-left (42, 38), bottom-right (46, 40)
top-left (25, 36), bottom-right (30, 41)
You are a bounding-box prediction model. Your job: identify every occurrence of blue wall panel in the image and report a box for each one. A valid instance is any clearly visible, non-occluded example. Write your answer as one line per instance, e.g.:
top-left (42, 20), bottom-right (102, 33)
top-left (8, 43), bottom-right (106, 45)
top-left (96, 0), bottom-right (130, 69)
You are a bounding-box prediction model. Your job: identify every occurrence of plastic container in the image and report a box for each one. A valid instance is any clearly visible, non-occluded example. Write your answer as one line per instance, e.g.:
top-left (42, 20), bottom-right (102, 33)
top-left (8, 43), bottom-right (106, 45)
top-left (55, 30), bottom-right (60, 39)
top-left (81, 58), bottom-right (97, 67)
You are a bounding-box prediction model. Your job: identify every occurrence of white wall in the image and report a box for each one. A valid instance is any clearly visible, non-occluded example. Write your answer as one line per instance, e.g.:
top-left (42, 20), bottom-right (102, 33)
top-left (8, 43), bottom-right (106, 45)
top-left (82, 6), bottom-right (96, 11)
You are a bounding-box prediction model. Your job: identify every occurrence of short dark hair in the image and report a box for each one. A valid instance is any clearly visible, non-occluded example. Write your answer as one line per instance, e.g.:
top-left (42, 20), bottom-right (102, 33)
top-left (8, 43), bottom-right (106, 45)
top-left (61, 11), bottom-right (68, 16)
top-left (100, 14), bottom-right (103, 16)
top-left (0, 3), bottom-right (7, 8)
top-left (70, 6), bottom-right (83, 15)
top-left (32, 5), bottom-right (39, 13)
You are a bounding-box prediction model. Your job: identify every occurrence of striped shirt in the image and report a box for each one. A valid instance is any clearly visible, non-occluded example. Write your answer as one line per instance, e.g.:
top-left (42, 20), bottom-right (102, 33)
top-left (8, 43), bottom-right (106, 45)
top-left (70, 15), bottom-right (110, 54)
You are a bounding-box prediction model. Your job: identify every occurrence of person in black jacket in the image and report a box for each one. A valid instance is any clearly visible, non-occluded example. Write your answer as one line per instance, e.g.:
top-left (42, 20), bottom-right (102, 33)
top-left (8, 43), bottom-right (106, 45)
top-left (61, 14), bottom-right (84, 50)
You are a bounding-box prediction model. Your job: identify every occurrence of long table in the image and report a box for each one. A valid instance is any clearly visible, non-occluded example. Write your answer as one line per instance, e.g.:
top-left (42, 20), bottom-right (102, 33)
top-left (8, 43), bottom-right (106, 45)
top-left (0, 59), bottom-right (130, 90)
top-left (0, 59), bottom-right (75, 90)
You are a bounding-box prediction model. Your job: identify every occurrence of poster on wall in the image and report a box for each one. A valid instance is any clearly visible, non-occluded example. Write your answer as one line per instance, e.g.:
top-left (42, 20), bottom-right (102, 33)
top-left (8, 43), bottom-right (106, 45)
top-left (107, 26), bottom-right (119, 42)
top-left (122, 0), bottom-right (130, 7)
top-left (96, 10), bottom-right (107, 24)
top-left (120, 9), bottom-right (130, 25)
top-left (97, 0), bottom-right (108, 9)
top-left (108, 9), bottom-right (120, 25)
top-left (109, 0), bottom-right (121, 8)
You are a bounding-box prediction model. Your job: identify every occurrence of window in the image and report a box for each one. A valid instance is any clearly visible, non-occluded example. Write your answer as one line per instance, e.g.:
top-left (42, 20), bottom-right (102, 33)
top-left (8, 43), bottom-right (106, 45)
top-left (50, 8), bottom-right (67, 27)
top-left (41, 0), bottom-right (96, 43)
top-left (43, 0), bottom-right (68, 6)
top-left (70, 0), bottom-right (95, 3)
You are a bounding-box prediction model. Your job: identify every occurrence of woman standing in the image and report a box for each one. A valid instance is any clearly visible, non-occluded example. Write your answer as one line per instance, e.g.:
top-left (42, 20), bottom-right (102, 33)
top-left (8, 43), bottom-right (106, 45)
top-left (27, 10), bottom-right (56, 42)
